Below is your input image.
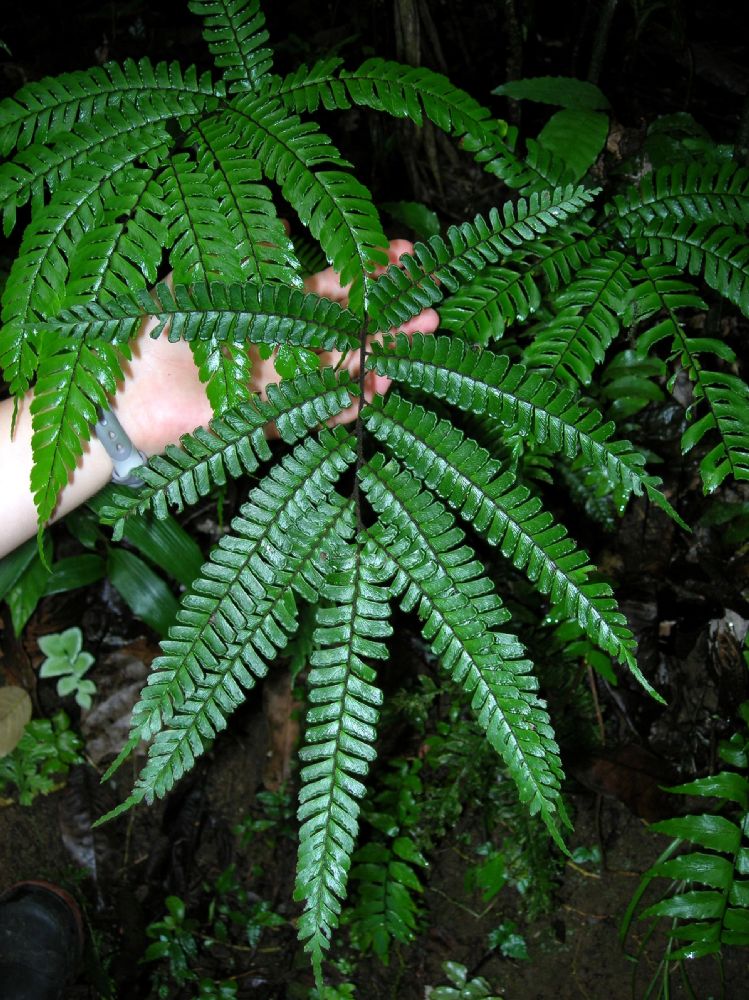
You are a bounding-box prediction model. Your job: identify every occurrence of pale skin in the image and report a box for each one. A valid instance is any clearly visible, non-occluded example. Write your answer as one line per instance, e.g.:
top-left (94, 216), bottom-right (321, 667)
top-left (0, 240), bottom-right (439, 560)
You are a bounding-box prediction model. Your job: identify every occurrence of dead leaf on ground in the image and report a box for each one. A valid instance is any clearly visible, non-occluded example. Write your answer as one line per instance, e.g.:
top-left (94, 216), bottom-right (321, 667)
top-left (0, 686), bottom-right (32, 756)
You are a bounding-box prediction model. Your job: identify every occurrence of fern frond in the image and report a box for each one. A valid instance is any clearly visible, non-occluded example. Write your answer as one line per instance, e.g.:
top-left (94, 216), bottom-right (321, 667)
top-left (343, 58), bottom-right (502, 138)
top-left (643, 769), bottom-right (749, 960)
top-left (0, 57), bottom-right (220, 158)
top-left (535, 227), bottom-right (605, 292)
top-left (364, 393), bottom-right (639, 670)
top-left (163, 152), bottom-right (244, 284)
top-left (348, 840), bottom-right (425, 962)
top-left (295, 540), bottom-right (392, 985)
top-left (514, 137), bottom-right (576, 194)
top-left (632, 218), bottom-right (749, 317)
top-left (613, 160), bottom-right (749, 232)
top-left (193, 119), bottom-right (302, 286)
top-left (160, 151), bottom-right (254, 412)
top-left (63, 172), bottom-right (167, 305)
top-left (360, 458), bottom-right (569, 847)
top-left (682, 372), bottom-right (749, 491)
top-left (439, 254), bottom-right (542, 343)
top-left (260, 58), bottom-right (349, 115)
top-left (367, 334), bottom-right (683, 528)
top-left (439, 229), bottom-right (603, 343)
top-left (367, 186), bottom-right (598, 331)
top-left (108, 491), bottom-right (355, 820)
top-left (45, 281), bottom-right (361, 352)
top-left (220, 97), bottom-right (388, 314)
top-left (1, 105), bottom-right (190, 234)
top-left (630, 257), bottom-right (748, 490)
top-left (102, 429), bottom-right (356, 786)
top-left (188, 0), bottom-right (273, 93)
top-left (96, 370), bottom-right (356, 534)
top-left (0, 134), bottom-right (169, 394)
top-left (523, 253), bottom-right (634, 385)
top-left (30, 335), bottom-right (127, 527)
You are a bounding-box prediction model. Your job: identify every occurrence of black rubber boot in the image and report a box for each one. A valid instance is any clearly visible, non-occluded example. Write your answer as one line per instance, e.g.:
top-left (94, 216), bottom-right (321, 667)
top-left (0, 882), bottom-right (84, 1000)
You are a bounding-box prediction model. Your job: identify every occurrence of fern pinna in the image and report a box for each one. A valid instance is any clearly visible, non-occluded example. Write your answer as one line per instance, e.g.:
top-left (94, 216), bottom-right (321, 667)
top-left (2, 0), bottom-right (748, 984)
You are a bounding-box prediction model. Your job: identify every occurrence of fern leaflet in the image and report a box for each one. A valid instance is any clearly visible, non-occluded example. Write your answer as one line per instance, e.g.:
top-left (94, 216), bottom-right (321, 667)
top-left (364, 393), bottom-right (640, 672)
top-left (295, 539), bottom-right (391, 986)
top-left (188, 0), bottom-right (273, 93)
top-left (367, 186), bottom-right (598, 331)
top-left (361, 458), bottom-right (570, 847)
top-left (367, 334), bottom-right (683, 529)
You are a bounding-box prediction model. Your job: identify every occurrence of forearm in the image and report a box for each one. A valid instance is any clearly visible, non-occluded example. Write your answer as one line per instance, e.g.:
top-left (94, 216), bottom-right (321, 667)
top-left (0, 393), bottom-right (114, 560)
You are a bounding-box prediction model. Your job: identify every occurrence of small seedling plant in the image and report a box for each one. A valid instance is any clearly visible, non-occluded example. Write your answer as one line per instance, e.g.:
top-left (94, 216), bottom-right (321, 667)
top-left (38, 626), bottom-right (96, 709)
top-left (0, 710), bottom-right (84, 805)
top-left (2, 0), bottom-right (748, 986)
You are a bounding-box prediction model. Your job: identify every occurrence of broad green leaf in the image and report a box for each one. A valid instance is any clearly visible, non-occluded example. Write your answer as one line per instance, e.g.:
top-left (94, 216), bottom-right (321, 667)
top-left (106, 548), bottom-right (179, 636)
top-left (537, 109), bottom-right (609, 182)
top-left (642, 889), bottom-right (723, 921)
top-left (492, 76), bottom-right (610, 110)
top-left (5, 535), bottom-right (52, 636)
top-left (649, 814), bottom-right (742, 854)
top-left (0, 537), bottom-right (37, 602)
top-left (665, 771), bottom-right (749, 808)
top-left (44, 556), bottom-right (105, 595)
top-left (651, 852), bottom-right (733, 890)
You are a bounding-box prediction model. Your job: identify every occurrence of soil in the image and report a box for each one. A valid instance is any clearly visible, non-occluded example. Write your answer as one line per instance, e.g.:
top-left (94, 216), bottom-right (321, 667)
top-left (1, 2), bottom-right (749, 998)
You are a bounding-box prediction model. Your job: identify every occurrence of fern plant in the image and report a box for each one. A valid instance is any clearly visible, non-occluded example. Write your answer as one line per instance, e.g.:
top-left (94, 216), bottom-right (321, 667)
top-left (620, 700), bottom-right (749, 996)
top-left (2, 0), bottom-right (748, 986)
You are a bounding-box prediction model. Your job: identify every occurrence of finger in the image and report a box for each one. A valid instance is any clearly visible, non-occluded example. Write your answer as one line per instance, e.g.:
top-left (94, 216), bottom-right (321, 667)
top-left (393, 306), bottom-right (440, 337)
top-left (303, 265), bottom-right (352, 303)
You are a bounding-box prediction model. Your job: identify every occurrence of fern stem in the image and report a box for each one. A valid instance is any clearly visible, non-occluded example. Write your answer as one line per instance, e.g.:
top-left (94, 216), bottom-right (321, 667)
top-left (353, 321), bottom-right (369, 533)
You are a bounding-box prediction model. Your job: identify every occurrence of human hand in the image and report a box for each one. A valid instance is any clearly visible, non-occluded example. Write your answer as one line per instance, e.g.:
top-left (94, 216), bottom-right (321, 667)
top-left (114, 240), bottom-right (439, 455)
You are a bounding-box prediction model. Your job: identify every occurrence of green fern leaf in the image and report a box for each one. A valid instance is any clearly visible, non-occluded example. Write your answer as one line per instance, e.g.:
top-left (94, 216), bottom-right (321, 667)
top-left (612, 160), bottom-right (749, 233)
top-left (30, 335), bottom-right (127, 527)
top-left (295, 539), bottom-right (392, 986)
top-left (96, 370), bottom-right (356, 535)
top-left (102, 429), bottom-right (356, 787)
top-left (367, 186), bottom-right (598, 331)
top-left (163, 152), bottom-right (244, 284)
top-left (682, 372), bottom-right (749, 491)
top-left (63, 172), bottom-right (167, 306)
top-left (45, 281), bottom-right (361, 352)
top-left (220, 96), bottom-right (388, 314)
top-left (0, 57), bottom-right (220, 157)
top-left (110, 496), bottom-right (355, 819)
top-left (348, 840), bottom-right (425, 963)
top-left (361, 458), bottom-right (569, 847)
top-left (632, 218), bottom-right (749, 317)
top-left (367, 334), bottom-right (683, 530)
top-left (440, 254), bottom-right (542, 343)
top-left (1, 104), bottom-right (193, 235)
top-left (523, 253), bottom-right (634, 385)
top-left (0, 133), bottom-right (169, 395)
top-left (630, 257), bottom-right (748, 490)
top-left (193, 119), bottom-right (302, 286)
top-left (365, 393), bottom-right (640, 671)
top-left (188, 0), bottom-right (273, 93)
top-left (261, 57), bottom-right (349, 115)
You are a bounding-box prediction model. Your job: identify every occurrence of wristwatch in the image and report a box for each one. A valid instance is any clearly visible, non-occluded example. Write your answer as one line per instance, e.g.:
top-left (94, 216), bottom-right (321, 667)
top-left (93, 407), bottom-right (147, 487)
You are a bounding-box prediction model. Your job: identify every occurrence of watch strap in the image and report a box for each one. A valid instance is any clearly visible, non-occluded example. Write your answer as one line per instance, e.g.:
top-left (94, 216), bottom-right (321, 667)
top-left (94, 407), bottom-right (146, 487)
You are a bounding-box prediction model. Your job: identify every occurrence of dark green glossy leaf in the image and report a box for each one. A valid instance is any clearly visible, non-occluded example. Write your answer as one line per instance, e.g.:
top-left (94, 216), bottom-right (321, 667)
top-left (106, 548), bottom-right (179, 636)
